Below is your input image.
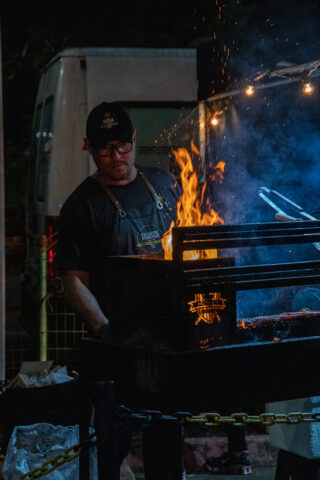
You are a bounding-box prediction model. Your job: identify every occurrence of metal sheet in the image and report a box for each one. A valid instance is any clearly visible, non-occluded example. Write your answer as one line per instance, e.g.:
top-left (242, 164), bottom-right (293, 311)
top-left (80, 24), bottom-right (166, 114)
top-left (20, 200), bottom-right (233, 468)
top-left (80, 336), bottom-right (320, 413)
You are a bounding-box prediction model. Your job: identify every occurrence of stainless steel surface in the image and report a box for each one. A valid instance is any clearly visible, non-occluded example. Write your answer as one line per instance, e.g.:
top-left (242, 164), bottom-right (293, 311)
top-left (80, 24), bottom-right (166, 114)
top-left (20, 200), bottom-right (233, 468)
top-left (258, 186), bottom-right (320, 251)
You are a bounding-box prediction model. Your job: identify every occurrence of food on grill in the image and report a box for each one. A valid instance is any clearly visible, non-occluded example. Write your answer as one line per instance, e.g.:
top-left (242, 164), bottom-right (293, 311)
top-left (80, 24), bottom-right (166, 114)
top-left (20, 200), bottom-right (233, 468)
top-left (238, 311), bottom-right (320, 328)
top-left (236, 311), bottom-right (320, 343)
top-left (279, 311), bottom-right (320, 321)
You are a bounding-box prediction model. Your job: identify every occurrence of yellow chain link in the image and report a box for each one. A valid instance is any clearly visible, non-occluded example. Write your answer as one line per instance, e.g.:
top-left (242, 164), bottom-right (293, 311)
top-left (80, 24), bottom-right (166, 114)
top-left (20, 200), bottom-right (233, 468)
top-left (186, 411), bottom-right (320, 427)
top-left (18, 443), bottom-right (82, 480)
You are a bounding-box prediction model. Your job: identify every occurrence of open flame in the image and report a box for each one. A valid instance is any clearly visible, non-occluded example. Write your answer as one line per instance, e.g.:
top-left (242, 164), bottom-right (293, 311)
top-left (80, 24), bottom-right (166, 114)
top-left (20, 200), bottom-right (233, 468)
top-left (162, 142), bottom-right (224, 260)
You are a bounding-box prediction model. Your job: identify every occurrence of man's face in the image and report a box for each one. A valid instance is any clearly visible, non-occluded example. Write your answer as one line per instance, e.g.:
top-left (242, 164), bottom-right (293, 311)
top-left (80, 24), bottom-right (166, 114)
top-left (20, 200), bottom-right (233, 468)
top-left (89, 132), bottom-right (136, 185)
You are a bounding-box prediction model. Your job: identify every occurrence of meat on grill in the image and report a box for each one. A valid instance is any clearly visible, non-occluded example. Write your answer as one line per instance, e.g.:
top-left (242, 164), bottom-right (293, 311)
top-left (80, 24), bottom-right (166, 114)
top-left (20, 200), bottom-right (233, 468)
top-left (238, 311), bottom-right (320, 329)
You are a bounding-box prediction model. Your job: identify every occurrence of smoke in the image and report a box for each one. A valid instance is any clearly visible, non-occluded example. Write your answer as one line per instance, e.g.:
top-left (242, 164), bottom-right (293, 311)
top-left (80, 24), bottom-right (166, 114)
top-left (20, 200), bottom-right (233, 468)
top-left (206, 10), bottom-right (320, 317)
top-left (164, 2), bottom-right (320, 317)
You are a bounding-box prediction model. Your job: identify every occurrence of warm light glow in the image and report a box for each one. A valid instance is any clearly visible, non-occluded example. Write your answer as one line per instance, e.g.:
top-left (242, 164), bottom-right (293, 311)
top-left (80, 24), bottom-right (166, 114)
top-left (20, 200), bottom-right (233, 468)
top-left (189, 292), bottom-right (226, 326)
top-left (162, 142), bottom-right (224, 260)
top-left (211, 117), bottom-right (219, 126)
top-left (245, 85), bottom-right (255, 96)
top-left (303, 82), bottom-right (314, 95)
top-left (199, 121), bottom-right (206, 129)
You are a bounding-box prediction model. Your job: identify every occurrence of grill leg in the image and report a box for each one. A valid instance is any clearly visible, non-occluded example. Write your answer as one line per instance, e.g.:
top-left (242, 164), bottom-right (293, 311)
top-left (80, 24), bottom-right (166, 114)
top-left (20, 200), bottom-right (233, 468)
top-left (276, 449), bottom-right (320, 480)
top-left (143, 416), bottom-right (184, 480)
top-left (79, 378), bottom-right (90, 480)
top-left (93, 380), bottom-right (120, 480)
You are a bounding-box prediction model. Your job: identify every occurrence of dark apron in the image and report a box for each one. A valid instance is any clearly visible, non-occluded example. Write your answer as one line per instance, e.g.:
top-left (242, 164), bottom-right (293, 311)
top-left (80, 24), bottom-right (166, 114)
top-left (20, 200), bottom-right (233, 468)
top-left (98, 169), bottom-right (176, 256)
top-left (91, 169), bottom-right (177, 319)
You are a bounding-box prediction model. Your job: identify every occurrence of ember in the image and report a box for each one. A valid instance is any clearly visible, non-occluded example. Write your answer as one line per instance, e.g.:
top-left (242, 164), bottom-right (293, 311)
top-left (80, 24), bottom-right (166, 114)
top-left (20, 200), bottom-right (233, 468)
top-left (162, 142), bottom-right (224, 260)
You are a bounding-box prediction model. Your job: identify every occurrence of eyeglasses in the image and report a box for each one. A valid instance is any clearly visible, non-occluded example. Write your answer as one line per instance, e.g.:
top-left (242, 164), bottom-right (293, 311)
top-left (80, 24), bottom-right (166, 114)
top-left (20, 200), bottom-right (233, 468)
top-left (95, 142), bottom-right (133, 158)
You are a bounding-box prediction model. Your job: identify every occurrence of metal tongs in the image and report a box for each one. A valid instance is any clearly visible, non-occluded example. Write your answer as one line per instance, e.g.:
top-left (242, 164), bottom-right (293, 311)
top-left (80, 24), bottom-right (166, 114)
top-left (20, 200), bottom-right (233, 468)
top-left (258, 186), bottom-right (320, 251)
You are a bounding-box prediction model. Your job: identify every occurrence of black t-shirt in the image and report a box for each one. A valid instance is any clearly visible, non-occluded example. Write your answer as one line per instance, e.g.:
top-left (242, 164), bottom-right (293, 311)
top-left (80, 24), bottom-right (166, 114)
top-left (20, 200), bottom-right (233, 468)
top-left (55, 166), bottom-right (181, 310)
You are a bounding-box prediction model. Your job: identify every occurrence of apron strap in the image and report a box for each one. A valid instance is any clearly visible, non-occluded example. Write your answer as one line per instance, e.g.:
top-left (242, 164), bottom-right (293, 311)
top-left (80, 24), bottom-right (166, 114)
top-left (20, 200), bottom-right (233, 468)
top-left (137, 169), bottom-right (164, 210)
top-left (94, 168), bottom-right (164, 216)
top-left (103, 185), bottom-right (127, 217)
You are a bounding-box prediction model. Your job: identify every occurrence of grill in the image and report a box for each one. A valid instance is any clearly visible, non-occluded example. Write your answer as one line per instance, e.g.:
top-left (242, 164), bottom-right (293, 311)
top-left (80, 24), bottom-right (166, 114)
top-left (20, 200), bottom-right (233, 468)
top-left (106, 254), bottom-right (236, 350)
top-left (81, 221), bottom-right (320, 412)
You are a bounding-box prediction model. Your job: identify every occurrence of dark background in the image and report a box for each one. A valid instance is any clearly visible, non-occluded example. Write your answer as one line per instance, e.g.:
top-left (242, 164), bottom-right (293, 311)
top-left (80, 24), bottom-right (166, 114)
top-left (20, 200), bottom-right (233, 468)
top-left (1, 0), bottom-right (320, 234)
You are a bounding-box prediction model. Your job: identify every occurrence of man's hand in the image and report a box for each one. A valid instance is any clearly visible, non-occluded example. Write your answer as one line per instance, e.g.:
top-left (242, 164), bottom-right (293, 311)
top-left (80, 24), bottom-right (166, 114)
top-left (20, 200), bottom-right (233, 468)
top-left (96, 323), bottom-right (110, 339)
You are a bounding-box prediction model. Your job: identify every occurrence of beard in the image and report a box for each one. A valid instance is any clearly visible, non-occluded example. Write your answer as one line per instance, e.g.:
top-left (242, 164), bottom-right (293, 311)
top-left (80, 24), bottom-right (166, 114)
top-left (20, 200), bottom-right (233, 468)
top-left (97, 162), bottom-right (137, 185)
top-left (106, 162), bottom-right (132, 180)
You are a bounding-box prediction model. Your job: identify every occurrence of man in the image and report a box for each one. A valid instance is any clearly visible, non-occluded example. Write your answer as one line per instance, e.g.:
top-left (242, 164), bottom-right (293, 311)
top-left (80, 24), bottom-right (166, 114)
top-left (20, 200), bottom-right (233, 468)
top-left (56, 102), bottom-right (181, 339)
top-left (55, 102), bottom-right (184, 479)
top-left (56, 102), bottom-right (251, 478)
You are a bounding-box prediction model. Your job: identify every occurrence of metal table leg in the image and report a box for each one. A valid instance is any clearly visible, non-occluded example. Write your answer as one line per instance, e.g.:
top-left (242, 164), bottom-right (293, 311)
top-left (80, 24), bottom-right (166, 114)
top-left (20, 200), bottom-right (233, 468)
top-left (92, 380), bottom-right (120, 480)
top-left (79, 378), bottom-right (91, 480)
top-left (143, 415), bottom-right (184, 480)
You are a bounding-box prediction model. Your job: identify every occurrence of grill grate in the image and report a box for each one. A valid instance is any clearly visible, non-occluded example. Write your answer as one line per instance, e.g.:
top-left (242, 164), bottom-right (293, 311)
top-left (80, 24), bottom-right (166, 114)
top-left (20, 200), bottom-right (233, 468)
top-left (81, 222), bottom-right (320, 410)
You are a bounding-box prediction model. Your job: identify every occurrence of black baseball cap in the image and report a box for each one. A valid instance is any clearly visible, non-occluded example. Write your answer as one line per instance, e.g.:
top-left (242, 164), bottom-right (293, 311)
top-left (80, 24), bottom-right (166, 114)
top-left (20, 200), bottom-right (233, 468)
top-left (86, 102), bottom-right (134, 148)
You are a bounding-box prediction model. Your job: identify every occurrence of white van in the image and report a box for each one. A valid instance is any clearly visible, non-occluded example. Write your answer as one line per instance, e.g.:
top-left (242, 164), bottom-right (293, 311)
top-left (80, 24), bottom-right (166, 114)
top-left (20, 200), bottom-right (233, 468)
top-left (24, 47), bottom-right (198, 363)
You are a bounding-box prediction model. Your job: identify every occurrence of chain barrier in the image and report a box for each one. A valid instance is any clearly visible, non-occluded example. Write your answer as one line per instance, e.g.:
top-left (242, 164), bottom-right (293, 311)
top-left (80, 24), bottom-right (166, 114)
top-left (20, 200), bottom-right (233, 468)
top-left (186, 411), bottom-right (320, 427)
top-left (122, 408), bottom-right (320, 427)
top-left (17, 433), bottom-right (96, 480)
top-left (14, 410), bottom-right (320, 479)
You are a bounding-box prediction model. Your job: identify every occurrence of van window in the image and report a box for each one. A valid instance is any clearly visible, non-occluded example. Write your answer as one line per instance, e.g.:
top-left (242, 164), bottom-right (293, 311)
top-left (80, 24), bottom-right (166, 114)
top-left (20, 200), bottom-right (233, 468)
top-left (127, 106), bottom-right (195, 171)
top-left (36, 96), bottom-right (54, 202)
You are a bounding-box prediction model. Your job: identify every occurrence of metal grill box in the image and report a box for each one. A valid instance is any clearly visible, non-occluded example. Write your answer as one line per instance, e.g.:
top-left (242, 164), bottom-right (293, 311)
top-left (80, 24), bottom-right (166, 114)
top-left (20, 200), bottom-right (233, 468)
top-left (106, 255), bottom-right (235, 351)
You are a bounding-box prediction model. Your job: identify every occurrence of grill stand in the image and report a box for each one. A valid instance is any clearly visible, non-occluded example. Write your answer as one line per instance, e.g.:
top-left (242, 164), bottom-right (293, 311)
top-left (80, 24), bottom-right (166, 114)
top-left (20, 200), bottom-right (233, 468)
top-left (80, 222), bottom-right (320, 478)
top-left (79, 379), bottom-right (185, 480)
top-left (276, 450), bottom-right (320, 480)
top-left (80, 380), bottom-right (119, 480)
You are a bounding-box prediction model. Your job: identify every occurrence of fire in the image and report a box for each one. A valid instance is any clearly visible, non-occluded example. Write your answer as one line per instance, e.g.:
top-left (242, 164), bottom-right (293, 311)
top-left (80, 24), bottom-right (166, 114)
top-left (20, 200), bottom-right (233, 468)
top-left (239, 320), bottom-right (247, 329)
top-left (162, 142), bottom-right (224, 260)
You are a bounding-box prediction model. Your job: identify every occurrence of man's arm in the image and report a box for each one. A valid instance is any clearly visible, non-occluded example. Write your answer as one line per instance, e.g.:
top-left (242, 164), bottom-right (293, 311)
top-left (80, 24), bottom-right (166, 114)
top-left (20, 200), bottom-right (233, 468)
top-left (61, 270), bottom-right (108, 334)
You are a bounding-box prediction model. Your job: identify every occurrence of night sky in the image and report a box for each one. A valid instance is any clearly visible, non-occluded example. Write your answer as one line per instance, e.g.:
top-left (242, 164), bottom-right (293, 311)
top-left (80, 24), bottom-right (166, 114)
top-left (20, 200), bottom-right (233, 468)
top-left (1, 0), bottom-right (319, 232)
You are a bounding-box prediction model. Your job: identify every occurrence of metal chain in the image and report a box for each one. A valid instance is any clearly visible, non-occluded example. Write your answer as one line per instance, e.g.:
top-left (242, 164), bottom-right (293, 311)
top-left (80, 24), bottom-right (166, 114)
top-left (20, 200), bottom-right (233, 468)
top-left (186, 412), bottom-right (320, 427)
top-left (17, 434), bottom-right (96, 480)
top-left (14, 411), bottom-right (320, 479)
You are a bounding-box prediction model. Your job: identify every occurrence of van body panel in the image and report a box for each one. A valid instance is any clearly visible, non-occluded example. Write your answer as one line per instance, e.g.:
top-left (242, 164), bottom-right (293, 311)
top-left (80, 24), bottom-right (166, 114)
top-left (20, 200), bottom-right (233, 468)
top-left (47, 56), bottom-right (90, 217)
top-left (28, 60), bottom-right (61, 219)
top-left (86, 50), bottom-right (198, 107)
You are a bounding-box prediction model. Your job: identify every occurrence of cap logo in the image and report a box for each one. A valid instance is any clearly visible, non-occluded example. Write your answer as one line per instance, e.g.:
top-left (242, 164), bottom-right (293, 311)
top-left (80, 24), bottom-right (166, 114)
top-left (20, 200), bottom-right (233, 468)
top-left (100, 112), bottom-right (119, 130)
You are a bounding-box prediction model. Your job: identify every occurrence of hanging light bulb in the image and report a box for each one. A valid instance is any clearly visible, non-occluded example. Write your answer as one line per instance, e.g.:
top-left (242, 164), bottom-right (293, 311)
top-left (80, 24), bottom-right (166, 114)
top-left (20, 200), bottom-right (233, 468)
top-left (245, 85), bottom-right (255, 96)
top-left (302, 81), bottom-right (314, 95)
top-left (211, 116), bottom-right (219, 127)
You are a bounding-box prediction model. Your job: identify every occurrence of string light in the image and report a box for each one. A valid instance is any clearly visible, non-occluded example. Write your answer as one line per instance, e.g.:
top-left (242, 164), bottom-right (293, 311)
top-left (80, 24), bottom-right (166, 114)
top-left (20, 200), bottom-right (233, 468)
top-left (302, 81), bottom-right (314, 95)
top-left (211, 117), bottom-right (219, 127)
top-left (245, 85), bottom-right (255, 96)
